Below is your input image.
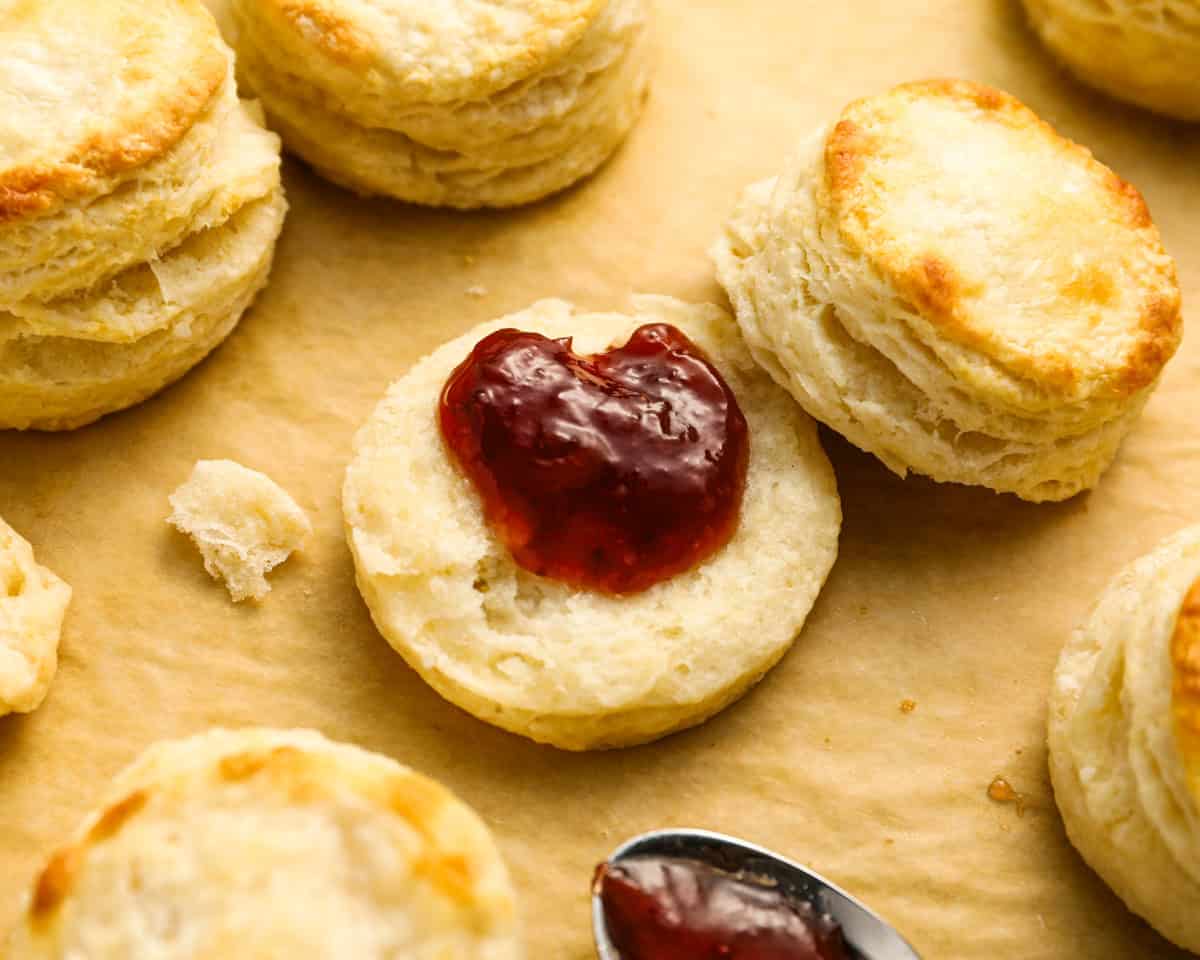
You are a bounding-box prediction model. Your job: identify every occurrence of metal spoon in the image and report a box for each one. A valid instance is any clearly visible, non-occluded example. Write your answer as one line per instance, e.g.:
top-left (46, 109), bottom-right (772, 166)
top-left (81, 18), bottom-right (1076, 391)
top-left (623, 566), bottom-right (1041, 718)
top-left (592, 828), bottom-right (922, 960)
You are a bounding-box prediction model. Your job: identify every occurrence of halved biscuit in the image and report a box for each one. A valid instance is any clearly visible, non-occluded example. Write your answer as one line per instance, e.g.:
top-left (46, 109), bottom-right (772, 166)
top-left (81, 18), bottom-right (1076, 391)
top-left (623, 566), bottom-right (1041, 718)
top-left (6, 728), bottom-right (522, 959)
top-left (1049, 525), bottom-right (1200, 952)
top-left (0, 518), bottom-right (71, 716)
top-left (343, 296), bottom-right (841, 750)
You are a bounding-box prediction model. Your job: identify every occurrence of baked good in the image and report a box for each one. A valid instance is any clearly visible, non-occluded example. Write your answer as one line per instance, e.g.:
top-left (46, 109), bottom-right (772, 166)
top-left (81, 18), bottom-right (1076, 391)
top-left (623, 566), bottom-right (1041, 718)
top-left (1049, 525), bottom-right (1200, 951)
top-left (6, 727), bottom-right (522, 958)
top-left (228, 0), bottom-right (651, 207)
top-left (1023, 0), bottom-right (1200, 121)
top-left (0, 518), bottom-right (71, 716)
top-left (168, 459), bottom-right (312, 602)
top-left (0, 1), bottom-right (286, 431)
top-left (712, 79), bottom-right (1182, 502)
top-left (343, 295), bottom-right (842, 750)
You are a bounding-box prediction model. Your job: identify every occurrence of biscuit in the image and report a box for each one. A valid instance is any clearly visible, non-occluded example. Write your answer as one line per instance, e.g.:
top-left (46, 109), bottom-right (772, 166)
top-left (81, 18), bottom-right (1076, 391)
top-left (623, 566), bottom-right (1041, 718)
top-left (713, 80), bottom-right (1181, 502)
top-left (242, 32), bottom-right (651, 208)
top-left (343, 296), bottom-right (841, 750)
top-left (0, 187), bottom-right (286, 431)
top-left (168, 459), bottom-right (312, 602)
top-left (230, 0), bottom-right (608, 112)
top-left (0, 518), bottom-right (71, 717)
top-left (1023, 0), bottom-right (1200, 121)
top-left (228, 0), bottom-right (651, 207)
top-left (6, 728), bottom-right (522, 959)
top-left (0, 83), bottom-right (282, 310)
top-left (1049, 525), bottom-right (1200, 952)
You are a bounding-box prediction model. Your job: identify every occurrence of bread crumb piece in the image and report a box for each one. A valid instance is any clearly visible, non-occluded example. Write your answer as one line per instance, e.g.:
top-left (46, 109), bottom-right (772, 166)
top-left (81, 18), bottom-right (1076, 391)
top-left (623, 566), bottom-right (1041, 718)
top-left (466, 284), bottom-right (488, 298)
top-left (168, 460), bottom-right (311, 602)
top-left (899, 698), bottom-right (916, 714)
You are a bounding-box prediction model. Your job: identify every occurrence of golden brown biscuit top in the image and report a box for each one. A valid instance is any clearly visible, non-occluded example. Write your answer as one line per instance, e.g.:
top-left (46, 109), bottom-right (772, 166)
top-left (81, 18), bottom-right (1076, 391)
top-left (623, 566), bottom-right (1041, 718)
top-left (823, 79), bottom-right (1181, 401)
top-left (248, 0), bottom-right (608, 105)
top-left (0, 0), bottom-right (229, 222)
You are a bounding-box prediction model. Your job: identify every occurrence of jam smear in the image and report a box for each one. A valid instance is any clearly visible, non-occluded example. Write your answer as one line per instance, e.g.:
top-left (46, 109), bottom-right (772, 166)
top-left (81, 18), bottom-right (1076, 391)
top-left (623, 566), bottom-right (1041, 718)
top-left (595, 856), bottom-right (852, 960)
top-left (438, 324), bottom-right (749, 594)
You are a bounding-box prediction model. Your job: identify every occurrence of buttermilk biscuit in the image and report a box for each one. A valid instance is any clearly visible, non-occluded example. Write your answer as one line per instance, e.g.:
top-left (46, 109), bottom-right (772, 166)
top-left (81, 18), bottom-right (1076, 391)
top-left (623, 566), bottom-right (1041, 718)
top-left (0, 2), bottom-right (287, 431)
top-left (6, 728), bottom-right (522, 959)
top-left (1024, 0), bottom-right (1200, 121)
top-left (228, 0), bottom-right (651, 207)
top-left (168, 459), bottom-right (312, 602)
top-left (1049, 525), bottom-right (1200, 951)
top-left (0, 518), bottom-right (71, 716)
top-left (0, 187), bottom-right (286, 431)
top-left (713, 80), bottom-right (1181, 502)
top-left (343, 296), bottom-right (841, 750)
top-left (0, 1), bottom-right (235, 305)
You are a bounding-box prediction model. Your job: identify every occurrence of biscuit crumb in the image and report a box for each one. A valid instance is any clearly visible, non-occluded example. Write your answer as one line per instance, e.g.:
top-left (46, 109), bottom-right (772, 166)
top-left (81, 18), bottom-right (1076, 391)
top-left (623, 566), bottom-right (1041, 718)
top-left (987, 776), bottom-right (1026, 816)
top-left (168, 460), bottom-right (311, 602)
top-left (465, 284), bottom-right (488, 298)
top-left (899, 698), bottom-right (916, 714)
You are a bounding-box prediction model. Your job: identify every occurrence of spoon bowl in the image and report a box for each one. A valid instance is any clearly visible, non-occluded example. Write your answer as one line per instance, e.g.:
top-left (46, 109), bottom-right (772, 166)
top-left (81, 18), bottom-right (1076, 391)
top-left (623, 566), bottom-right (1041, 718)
top-left (592, 828), bottom-right (921, 960)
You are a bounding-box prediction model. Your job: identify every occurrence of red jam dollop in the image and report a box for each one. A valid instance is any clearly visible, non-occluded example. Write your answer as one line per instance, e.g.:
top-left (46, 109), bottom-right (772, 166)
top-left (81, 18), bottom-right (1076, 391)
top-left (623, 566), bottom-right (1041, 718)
top-left (438, 323), bottom-right (749, 594)
top-left (595, 856), bottom-right (851, 960)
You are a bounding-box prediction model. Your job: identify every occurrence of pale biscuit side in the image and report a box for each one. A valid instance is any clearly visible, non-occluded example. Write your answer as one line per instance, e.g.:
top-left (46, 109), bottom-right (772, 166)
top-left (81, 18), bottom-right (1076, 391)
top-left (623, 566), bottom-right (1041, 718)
top-left (343, 295), bottom-right (841, 750)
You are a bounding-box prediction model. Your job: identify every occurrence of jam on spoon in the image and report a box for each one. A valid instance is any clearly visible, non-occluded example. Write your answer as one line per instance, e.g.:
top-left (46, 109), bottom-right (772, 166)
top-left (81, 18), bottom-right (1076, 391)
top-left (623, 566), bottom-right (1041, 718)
top-left (438, 323), bottom-right (749, 595)
top-left (595, 855), bottom-right (852, 960)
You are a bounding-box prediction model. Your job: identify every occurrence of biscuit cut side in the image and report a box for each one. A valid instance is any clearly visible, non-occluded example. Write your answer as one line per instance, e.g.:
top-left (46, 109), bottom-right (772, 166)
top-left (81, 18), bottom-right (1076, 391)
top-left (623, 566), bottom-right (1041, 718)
top-left (0, 517), bottom-right (71, 716)
top-left (1048, 525), bottom-right (1200, 952)
top-left (169, 459), bottom-right (311, 602)
top-left (0, 0), bottom-right (228, 221)
top-left (343, 295), bottom-right (841, 750)
top-left (713, 80), bottom-right (1181, 501)
top-left (1023, 0), bottom-right (1200, 121)
top-left (6, 728), bottom-right (522, 959)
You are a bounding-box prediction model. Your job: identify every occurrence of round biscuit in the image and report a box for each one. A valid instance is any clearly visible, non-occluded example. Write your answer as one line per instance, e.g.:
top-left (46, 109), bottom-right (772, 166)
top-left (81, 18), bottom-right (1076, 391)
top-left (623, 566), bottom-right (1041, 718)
top-left (240, 19), bottom-right (650, 208)
top-left (342, 295), bottom-right (842, 750)
top-left (228, 0), bottom-right (608, 112)
top-left (6, 728), bottom-right (521, 959)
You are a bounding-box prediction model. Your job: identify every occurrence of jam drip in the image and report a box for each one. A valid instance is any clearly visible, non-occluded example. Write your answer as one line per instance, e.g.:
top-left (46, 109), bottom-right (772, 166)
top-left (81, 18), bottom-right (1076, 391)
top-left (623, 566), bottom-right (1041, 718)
top-left (438, 323), bottom-right (749, 594)
top-left (595, 855), bottom-right (851, 960)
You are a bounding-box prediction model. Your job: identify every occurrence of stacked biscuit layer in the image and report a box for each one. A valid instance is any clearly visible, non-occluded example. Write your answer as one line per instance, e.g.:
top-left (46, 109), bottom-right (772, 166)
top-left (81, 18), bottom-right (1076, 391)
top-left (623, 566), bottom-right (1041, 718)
top-left (713, 80), bottom-right (1182, 502)
top-left (7, 728), bottom-right (522, 958)
top-left (229, 0), bottom-right (651, 208)
top-left (1024, 0), bottom-right (1200, 121)
top-left (0, 0), bottom-right (286, 431)
top-left (1049, 525), bottom-right (1200, 952)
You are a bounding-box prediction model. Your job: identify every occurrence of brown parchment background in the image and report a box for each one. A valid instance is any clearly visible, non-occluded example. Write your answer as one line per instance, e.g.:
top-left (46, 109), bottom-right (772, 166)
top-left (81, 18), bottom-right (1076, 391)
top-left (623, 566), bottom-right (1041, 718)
top-left (2, 1), bottom-right (1200, 956)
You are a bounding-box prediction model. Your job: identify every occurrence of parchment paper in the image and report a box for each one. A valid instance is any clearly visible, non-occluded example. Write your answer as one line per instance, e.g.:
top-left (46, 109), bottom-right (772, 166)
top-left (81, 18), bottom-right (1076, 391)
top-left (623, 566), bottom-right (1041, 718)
top-left (3, 2), bottom-right (1200, 956)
